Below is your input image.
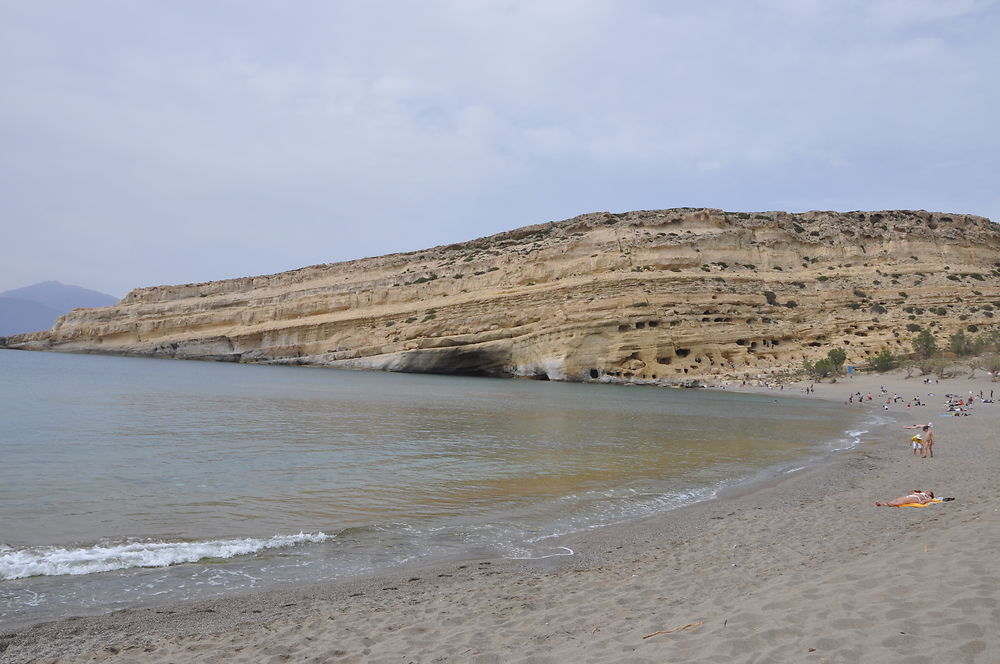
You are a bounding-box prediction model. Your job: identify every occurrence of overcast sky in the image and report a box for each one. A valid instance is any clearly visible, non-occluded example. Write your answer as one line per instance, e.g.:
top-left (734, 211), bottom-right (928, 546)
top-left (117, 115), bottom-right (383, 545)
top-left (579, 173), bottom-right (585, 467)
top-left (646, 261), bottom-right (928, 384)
top-left (2, 1), bottom-right (998, 297)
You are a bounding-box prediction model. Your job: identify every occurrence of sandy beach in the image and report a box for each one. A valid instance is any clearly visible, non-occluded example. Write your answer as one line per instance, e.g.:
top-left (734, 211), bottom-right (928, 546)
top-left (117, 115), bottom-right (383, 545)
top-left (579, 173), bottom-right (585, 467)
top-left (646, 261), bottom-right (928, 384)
top-left (2, 370), bottom-right (998, 664)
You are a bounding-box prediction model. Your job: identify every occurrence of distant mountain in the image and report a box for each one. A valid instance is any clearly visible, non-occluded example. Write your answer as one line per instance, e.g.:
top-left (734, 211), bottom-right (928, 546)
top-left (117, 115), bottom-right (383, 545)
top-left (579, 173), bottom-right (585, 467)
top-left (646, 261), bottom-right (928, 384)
top-left (1, 281), bottom-right (119, 312)
top-left (0, 297), bottom-right (63, 336)
top-left (0, 281), bottom-right (118, 336)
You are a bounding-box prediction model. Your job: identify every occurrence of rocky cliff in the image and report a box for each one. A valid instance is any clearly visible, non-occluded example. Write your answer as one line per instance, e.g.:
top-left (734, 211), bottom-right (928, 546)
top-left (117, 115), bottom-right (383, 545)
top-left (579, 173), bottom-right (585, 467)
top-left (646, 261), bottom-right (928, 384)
top-left (3, 209), bottom-right (998, 384)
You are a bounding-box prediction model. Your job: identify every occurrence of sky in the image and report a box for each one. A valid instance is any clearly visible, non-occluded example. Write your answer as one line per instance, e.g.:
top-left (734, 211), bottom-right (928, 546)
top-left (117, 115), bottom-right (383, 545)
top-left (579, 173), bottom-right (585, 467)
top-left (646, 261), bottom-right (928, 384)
top-left (2, 1), bottom-right (998, 298)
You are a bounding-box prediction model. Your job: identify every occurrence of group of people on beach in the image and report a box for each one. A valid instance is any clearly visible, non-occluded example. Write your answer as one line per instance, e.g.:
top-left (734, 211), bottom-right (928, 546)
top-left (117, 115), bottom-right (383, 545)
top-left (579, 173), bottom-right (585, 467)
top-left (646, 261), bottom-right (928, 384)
top-left (876, 410), bottom-right (942, 507)
top-left (942, 392), bottom-right (992, 415)
top-left (850, 387), bottom-right (926, 410)
top-left (848, 391), bottom-right (872, 404)
top-left (903, 423), bottom-right (935, 458)
top-left (875, 432), bottom-right (941, 507)
top-left (875, 396), bottom-right (975, 506)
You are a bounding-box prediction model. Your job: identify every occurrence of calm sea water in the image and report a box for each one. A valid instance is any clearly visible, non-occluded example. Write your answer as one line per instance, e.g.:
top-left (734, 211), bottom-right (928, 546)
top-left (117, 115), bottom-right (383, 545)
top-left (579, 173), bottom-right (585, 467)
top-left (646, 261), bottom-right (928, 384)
top-left (0, 350), bottom-right (870, 628)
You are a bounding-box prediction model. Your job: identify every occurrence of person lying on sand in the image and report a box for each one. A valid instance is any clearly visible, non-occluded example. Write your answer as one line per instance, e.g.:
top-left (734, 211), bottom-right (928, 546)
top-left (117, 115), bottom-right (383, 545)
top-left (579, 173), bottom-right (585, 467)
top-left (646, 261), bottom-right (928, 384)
top-left (875, 490), bottom-right (934, 507)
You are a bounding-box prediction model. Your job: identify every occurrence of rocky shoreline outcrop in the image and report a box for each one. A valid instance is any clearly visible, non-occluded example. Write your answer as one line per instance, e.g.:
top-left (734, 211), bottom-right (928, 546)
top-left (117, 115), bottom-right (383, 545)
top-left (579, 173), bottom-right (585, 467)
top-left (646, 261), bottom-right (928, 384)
top-left (3, 208), bottom-right (998, 384)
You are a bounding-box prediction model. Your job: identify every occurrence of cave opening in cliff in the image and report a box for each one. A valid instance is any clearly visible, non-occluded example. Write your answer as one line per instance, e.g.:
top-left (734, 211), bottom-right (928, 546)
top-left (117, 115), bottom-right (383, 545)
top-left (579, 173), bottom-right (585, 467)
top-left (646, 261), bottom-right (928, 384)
top-left (453, 369), bottom-right (497, 377)
top-left (397, 347), bottom-right (512, 378)
top-left (589, 368), bottom-right (599, 379)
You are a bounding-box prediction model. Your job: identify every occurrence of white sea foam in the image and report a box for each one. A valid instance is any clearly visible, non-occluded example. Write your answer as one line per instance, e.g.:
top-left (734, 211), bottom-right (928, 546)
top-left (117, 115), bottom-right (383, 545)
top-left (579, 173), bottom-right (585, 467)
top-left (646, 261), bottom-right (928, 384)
top-left (0, 532), bottom-right (329, 580)
top-left (829, 418), bottom-right (877, 451)
top-left (508, 546), bottom-right (574, 560)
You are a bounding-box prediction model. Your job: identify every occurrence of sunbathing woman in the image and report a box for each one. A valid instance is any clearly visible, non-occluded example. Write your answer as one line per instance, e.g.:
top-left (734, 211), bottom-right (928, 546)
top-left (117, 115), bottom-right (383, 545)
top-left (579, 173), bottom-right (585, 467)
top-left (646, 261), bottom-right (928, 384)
top-left (875, 490), bottom-right (934, 507)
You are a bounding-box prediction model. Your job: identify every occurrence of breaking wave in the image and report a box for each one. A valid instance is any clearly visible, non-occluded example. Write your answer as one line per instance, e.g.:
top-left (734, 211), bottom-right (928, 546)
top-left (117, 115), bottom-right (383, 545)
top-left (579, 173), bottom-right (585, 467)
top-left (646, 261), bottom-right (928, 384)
top-left (0, 532), bottom-right (329, 580)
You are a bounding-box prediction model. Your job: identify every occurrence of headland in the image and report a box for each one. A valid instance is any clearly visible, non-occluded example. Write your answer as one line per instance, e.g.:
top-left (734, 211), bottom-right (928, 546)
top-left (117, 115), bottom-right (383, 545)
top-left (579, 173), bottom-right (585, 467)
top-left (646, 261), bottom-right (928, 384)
top-left (3, 209), bottom-right (998, 386)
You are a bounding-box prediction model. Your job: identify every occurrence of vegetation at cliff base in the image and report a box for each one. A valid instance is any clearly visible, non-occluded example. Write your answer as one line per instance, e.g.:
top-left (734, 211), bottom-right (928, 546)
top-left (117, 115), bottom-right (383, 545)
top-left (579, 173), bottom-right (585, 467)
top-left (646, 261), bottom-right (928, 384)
top-left (912, 329), bottom-right (938, 359)
top-left (896, 328), bottom-right (1000, 379)
top-left (871, 349), bottom-right (899, 372)
top-left (802, 347), bottom-right (847, 380)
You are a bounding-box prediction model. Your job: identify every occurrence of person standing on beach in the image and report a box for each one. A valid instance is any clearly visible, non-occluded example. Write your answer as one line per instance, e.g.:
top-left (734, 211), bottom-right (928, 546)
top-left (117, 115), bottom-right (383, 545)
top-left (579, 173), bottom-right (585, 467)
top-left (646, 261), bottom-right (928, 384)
top-left (922, 425), bottom-right (935, 458)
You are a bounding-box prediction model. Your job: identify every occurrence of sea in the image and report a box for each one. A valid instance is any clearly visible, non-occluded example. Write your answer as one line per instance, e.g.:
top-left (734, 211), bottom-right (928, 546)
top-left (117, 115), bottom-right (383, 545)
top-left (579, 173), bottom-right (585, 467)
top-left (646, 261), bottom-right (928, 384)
top-left (0, 350), bottom-right (876, 629)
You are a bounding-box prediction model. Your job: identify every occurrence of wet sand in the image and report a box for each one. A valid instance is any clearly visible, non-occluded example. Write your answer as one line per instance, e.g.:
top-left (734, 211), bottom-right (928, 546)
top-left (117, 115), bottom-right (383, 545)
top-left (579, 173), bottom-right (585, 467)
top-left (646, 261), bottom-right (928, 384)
top-left (3, 371), bottom-right (998, 663)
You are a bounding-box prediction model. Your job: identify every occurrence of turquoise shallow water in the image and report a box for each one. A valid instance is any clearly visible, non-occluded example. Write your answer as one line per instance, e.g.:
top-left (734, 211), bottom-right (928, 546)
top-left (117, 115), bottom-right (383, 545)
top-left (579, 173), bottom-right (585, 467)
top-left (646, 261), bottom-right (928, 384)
top-left (0, 350), bottom-right (869, 628)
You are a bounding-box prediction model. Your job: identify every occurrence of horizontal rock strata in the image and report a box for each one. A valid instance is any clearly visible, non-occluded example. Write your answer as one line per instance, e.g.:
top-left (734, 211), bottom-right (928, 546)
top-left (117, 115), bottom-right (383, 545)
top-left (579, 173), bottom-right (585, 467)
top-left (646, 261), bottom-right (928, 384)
top-left (4, 209), bottom-right (999, 384)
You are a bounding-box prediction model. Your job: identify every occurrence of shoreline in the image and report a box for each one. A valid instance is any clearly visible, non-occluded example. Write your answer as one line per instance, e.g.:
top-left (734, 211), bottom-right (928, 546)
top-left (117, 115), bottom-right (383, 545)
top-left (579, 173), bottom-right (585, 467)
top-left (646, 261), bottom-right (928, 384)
top-left (3, 371), bottom-right (998, 662)
top-left (0, 383), bottom-right (863, 631)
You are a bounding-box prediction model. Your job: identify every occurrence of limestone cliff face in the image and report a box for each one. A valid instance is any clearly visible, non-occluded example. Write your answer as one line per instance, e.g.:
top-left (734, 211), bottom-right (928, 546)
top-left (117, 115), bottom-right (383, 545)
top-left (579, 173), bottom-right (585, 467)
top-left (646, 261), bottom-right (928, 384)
top-left (4, 209), bottom-right (999, 384)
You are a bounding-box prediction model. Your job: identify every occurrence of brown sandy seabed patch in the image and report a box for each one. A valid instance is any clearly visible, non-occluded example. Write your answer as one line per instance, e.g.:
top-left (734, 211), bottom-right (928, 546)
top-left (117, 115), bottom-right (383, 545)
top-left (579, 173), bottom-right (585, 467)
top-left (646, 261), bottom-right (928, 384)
top-left (1, 371), bottom-right (998, 664)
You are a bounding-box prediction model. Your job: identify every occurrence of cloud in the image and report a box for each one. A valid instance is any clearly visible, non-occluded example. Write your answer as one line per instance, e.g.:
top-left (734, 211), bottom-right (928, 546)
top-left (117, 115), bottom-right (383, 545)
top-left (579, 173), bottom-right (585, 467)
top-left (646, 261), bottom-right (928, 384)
top-left (1, 1), bottom-right (998, 295)
top-left (863, 0), bottom-right (995, 27)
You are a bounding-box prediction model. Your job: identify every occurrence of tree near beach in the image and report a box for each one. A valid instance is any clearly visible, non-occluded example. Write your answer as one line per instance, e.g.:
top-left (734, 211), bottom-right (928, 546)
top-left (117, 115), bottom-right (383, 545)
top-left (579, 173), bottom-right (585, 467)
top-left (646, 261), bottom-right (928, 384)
top-left (985, 355), bottom-right (1000, 381)
top-left (950, 330), bottom-right (971, 357)
top-left (802, 347), bottom-right (849, 380)
top-left (803, 358), bottom-right (832, 380)
top-left (920, 357), bottom-right (959, 378)
top-left (871, 349), bottom-right (899, 372)
top-left (912, 329), bottom-right (938, 359)
top-left (827, 347), bottom-right (847, 372)
top-left (896, 328), bottom-right (1000, 380)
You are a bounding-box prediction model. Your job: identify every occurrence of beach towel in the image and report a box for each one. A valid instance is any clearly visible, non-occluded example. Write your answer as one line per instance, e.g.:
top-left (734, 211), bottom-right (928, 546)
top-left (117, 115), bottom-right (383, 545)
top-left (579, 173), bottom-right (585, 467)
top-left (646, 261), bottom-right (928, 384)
top-left (894, 499), bottom-right (942, 508)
